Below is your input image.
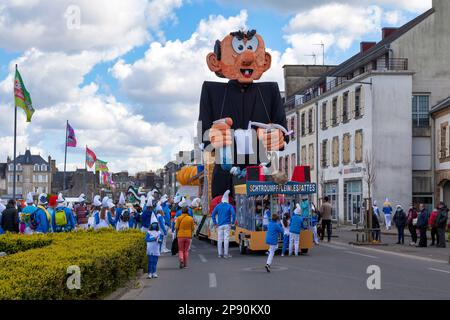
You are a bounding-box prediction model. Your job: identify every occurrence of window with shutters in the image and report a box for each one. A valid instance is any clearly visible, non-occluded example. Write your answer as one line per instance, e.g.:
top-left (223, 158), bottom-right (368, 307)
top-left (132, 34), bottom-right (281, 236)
top-left (321, 140), bottom-right (328, 168)
top-left (309, 144), bottom-right (314, 170)
top-left (308, 109), bottom-right (313, 134)
top-left (291, 154), bottom-right (296, 173)
top-left (342, 92), bottom-right (349, 123)
top-left (332, 97), bottom-right (338, 126)
top-left (321, 101), bottom-right (327, 129)
top-left (279, 156), bottom-right (284, 173)
top-left (285, 156), bottom-right (289, 176)
top-left (301, 145), bottom-right (307, 166)
top-left (332, 137), bottom-right (339, 167)
top-left (440, 123), bottom-right (449, 160)
top-left (355, 130), bottom-right (363, 163)
top-left (291, 116), bottom-right (296, 141)
top-left (301, 112), bottom-right (306, 136)
top-left (343, 133), bottom-right (351, 165)
top-left (355, 87), bottom-right (362, 118)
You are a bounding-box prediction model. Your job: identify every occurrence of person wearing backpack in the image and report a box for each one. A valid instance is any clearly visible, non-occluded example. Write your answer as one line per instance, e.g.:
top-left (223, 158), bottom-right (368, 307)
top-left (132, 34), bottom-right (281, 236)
top-left (52, 193), bottom-right (76, 233)
top-left (34, 193), bottom-right (52, 234)
top-left (75, 194), bottom-right (89, 230)
top-left (115, 192), bottom-right (130, 231)
top-left (20, 193), bottom-right (36, 234)
top-left (393, 205), bottom-right (407, 245)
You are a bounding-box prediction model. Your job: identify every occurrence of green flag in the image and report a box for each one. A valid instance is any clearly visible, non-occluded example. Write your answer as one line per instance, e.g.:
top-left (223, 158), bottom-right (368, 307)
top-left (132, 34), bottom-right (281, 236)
top-left (95, 159), bottom-right (109, 172)
top-left (14, 66), bottom-right (34, 122)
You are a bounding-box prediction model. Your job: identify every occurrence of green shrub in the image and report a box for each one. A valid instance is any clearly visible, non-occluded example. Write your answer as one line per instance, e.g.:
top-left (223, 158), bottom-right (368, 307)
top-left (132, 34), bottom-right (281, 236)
top-left (0, 229), bottom-right (146, 300)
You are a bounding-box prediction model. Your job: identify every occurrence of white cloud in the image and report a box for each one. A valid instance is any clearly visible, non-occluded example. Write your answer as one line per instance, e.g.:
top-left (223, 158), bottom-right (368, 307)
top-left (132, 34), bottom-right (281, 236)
top-left (110, 10), bottom-right (249, 125)
top-left (220, 0), bottom-right (432, 14)
top-left (0, 0), bottom-right (184, 55)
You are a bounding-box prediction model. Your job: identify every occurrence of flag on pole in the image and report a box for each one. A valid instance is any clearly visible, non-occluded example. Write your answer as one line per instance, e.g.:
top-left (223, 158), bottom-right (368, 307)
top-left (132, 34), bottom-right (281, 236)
top-left (95, 159), bottom-right (109, 172)
top-left (66, 122), bottom-right (77, 147)
top-left (86, 147), bottom-right (97, 168)
top-left (14, 66), bottom-right (34, 122)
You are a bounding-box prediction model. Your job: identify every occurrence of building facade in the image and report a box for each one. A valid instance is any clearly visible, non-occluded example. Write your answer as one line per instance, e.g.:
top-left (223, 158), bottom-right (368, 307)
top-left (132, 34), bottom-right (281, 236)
top-left (282, 0), bottom-right (450, 224)
top-left (431, 96), bottom-right (450, 205)
top-left (6, 150), bottom-right (52, 198)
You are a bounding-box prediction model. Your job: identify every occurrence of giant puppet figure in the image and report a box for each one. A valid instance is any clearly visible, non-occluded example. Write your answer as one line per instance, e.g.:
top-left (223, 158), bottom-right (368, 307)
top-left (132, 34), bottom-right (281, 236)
top-left (199, 30), bottom-right (288, 200)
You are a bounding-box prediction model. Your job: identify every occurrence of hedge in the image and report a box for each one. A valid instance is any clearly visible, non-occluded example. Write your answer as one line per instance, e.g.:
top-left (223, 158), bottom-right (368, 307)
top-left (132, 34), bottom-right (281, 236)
top-left (0, 229), bottom-right (146, 300)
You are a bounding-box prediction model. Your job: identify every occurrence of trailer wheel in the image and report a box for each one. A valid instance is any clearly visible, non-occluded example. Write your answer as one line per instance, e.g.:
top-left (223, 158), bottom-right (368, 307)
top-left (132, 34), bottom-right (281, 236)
top-left (239, 239), bottom-right (247, 255)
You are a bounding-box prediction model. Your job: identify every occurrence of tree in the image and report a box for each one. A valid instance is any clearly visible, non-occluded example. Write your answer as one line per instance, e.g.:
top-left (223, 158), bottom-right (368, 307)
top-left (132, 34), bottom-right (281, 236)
top-left (363, 151), bottom-right (377, 242)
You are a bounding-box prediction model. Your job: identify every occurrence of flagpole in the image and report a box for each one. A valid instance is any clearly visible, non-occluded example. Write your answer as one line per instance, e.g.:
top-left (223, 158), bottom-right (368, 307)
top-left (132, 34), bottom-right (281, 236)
top-left (12, 65), bottom-right (18, 200)
top-left (63, 120), bottom-right (68, 192)
top-left (84, 145), bottom-right (87, 198)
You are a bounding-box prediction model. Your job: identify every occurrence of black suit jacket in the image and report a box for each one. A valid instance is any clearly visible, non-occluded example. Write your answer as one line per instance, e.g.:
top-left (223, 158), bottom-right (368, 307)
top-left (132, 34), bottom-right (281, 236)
top-left (198, 80), bottom-right (288, 166)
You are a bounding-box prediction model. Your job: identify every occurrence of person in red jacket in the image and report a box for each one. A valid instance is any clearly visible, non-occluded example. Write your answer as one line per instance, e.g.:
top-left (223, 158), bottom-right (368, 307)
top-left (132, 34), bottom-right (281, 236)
top-left (428, 208), bottom-right (439, 246)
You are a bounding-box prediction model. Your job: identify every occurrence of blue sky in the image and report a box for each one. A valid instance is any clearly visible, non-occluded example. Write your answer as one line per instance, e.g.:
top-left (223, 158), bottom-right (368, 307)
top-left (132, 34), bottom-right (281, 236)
top-left (0, 0), bottom-right (432, 174)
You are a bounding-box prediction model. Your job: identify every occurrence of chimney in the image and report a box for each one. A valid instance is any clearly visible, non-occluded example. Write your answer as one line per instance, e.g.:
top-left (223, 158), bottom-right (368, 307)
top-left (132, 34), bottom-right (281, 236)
top-left (382, 27), bottom-right (398, 39)
top-left (360, 42), bottom-right (376, 53)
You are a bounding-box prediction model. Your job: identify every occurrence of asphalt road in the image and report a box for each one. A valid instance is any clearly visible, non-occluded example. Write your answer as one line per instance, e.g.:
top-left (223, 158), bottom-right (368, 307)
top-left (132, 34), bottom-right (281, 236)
top-left (119, 237), bottom-right (450, 300)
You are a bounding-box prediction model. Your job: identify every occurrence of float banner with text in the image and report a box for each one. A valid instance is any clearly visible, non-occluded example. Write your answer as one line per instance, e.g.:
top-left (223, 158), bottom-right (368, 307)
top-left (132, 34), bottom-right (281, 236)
top-left (246, 181), bottom-right (317, 196)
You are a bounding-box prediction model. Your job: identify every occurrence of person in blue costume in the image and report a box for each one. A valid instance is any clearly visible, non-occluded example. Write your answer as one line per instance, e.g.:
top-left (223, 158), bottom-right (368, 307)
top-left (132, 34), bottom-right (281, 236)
top-left (212, 190), bottom-right (236, 259)
top-left (20, 193), bottom-right (36, 234)
top-left (288, 204), bottom-right (303, 256)
top-left (154, 202), bottom-right (168, 253)
top-left (145, 214), bottom-right (163, 279)
top-left (141, 195), bottom-right (154, 233)
top-left (115, 192), bottom-right (129, 231)
top-left (0, 201), bottom-right (6, 235)
top-left (34, 193), bottom-right (52, 233)
top-left (52, 193), bottom-right (76, 233)
top-left (265, 213), bottom-right (284, 272)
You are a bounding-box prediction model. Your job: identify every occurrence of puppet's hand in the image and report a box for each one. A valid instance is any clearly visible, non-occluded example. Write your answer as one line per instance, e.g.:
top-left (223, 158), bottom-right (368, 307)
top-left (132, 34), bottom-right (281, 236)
top-left (257, 128), bottom-right (285, 151)
top-left (209, 117), bottom-right (233, 148)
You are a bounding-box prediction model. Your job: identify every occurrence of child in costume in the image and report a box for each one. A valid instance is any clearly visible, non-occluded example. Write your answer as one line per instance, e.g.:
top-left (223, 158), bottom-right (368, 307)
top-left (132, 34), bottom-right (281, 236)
top-left (145, 214), bottom-right (163, 279)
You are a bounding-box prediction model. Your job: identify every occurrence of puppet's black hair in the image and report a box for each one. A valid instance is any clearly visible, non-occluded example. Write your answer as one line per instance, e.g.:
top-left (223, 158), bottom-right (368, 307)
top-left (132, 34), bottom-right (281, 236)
top-left (230, 29), bottom-right (257, 40)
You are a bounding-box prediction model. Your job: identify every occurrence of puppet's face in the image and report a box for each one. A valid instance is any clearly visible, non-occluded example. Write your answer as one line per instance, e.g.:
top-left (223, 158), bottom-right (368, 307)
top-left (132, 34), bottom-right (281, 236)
top-left (207, 31), bottom-right (272, 84)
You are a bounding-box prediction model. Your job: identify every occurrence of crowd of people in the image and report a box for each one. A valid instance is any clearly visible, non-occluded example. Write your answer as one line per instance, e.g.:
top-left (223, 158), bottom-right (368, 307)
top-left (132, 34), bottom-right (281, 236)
top-left (372, 199), bottom-right (448, 248)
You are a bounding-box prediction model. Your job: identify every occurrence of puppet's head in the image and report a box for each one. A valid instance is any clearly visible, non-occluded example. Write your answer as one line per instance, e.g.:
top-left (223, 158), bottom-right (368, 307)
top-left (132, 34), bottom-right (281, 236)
top-left (207, 30), bottom-right (271, 84)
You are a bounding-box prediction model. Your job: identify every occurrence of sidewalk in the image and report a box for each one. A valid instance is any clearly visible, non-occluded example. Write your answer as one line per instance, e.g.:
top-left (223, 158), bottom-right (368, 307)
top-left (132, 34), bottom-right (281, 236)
top-left (328, 226), bottom-right (450, 263)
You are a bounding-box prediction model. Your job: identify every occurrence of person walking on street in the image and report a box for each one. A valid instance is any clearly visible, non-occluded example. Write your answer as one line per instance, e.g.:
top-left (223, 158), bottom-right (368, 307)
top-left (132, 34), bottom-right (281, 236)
top-left (265, 213), bottom-right (284, 272)
top-left (382, 198), bottom-right (393, 230)
top-left (1, 199), bottom-right (19, 233)
top-left (429, 208), bottom-right (439, 246)
top-left (406, 205), bottom-right (418, 246)
top-left (319, 196), bottom-right (332, 242)
top-left (416, 203), bottom-right (429, 247)
top-left (146, 214), bottom-right (163, 279)
top-left (175, 207), bottom-right (195, 268)
top-left (212, 190), bottom-right (236, 259)
top-left (393, 205), bottom-right (407, 244)
top-left (435, 201), bottom-right (448, 248)
top-left (288, 204), bottom-right (303, 256)
top-left (372, 210), bottom-right (381, 242)
top-left (281, 213), bottom-right (290, 256)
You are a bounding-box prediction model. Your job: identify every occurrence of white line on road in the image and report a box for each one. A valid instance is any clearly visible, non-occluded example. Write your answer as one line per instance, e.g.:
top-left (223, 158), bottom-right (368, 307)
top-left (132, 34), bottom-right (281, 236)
top-left (209, 273), bottom-right (217, 288)
top-left (428, 268), bottom-right (450, 274)
top-left (198, 254), bottom-right (207, 263)
top-left (321, 243), bottom-right (346, 250)
top-left (345, 251), bottom-right (378, 259)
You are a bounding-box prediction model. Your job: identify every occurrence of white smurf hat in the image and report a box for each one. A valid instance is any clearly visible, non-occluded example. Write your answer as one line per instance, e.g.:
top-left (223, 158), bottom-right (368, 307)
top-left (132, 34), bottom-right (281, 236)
top-left (38, 193), bottom-right (48, 205)
top-left (93, 195), bottom-right (101, 207)
top-left (221, 190), bottom-right (230, 203)
top-left (294, 203), bottom-right (301, 215)
top-left (119, 192), bottom-right (126, 205)
top-left (26, 192), bottom-right (34, 205)
top-left (102, 196), bottom-right (109, 208)
top-left (57, 193), bottom-right (65, 204)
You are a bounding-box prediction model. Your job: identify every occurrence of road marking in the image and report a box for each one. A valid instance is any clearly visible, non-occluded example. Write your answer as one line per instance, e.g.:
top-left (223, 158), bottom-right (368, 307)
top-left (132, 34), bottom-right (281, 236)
top-left (428, 268), bottom-right (450, 274)
top-left (209, 273), bottom-right (217, 288)
top-left (198, 254), bottom-right (207, 263)
top-left (321, 243), bottom-right (346, 250)
top-left (345, 251), bottom-right (378, 259)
